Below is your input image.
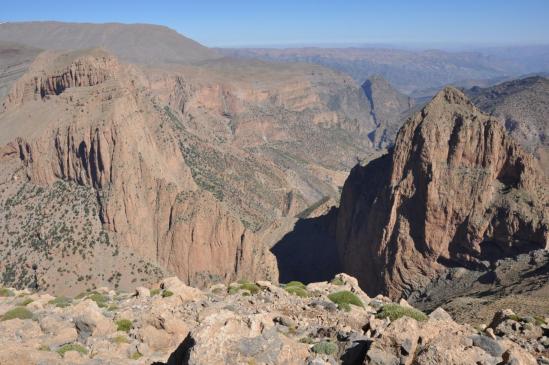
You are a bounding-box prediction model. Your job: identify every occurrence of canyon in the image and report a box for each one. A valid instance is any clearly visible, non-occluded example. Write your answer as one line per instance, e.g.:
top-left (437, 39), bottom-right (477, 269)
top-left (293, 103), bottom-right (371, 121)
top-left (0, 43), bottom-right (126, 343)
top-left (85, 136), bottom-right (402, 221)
top-left (0, 20), bottom-right (548, 364)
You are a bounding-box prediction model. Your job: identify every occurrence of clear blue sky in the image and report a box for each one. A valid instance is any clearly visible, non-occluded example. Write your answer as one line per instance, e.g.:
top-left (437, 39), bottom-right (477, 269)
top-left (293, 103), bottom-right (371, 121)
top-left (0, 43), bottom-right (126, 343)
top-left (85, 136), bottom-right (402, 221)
top-left (2, 0), bottom-right (548, 47)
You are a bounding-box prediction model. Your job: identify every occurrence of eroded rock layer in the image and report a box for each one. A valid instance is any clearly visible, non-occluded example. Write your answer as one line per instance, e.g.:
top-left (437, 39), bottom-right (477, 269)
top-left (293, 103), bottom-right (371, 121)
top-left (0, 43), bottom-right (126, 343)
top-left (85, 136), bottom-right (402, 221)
top-left (336, 87), bottom-right (549, 298)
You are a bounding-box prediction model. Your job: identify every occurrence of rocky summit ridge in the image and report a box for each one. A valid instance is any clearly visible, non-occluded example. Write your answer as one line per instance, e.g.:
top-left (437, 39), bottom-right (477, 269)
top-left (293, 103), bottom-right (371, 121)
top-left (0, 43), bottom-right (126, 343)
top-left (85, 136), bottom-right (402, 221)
top-left (0, 273), bottom-right (547, 365)
top-left (336, 86), bottom-right (548, 299)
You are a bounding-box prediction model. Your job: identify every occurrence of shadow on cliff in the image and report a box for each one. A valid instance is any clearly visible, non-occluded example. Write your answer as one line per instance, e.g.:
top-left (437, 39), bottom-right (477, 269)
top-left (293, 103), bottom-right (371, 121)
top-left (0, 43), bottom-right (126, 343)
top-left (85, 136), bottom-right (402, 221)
top-left (270, 208), bottom-right (342, 284)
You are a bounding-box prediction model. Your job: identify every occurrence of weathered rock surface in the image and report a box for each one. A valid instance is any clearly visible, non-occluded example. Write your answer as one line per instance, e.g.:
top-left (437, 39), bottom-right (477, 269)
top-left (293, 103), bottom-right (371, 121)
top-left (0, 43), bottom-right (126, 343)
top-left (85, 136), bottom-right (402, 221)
top-left (336, 86), bottom-right (548, 298)
top-left (467, 76), bottom-right (549, 174)
top-left (0, 275), bottom-right (546, 364)
top-left (0, 42), bottom-right (380, 294)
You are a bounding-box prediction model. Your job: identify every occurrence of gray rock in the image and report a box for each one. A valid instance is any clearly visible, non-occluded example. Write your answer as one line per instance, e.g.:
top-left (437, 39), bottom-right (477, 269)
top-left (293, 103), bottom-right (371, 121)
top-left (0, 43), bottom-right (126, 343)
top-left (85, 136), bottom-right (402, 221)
top-left (365, 348), bottom-right (399, 365)
top-left (471, 335), bottom-right (505, 357)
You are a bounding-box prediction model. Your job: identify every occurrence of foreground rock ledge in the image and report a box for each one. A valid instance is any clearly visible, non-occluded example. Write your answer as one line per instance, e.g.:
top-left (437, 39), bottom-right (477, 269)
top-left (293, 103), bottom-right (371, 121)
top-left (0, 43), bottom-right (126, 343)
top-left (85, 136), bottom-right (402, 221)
top-left (0, 274), bottom-right (547, 364)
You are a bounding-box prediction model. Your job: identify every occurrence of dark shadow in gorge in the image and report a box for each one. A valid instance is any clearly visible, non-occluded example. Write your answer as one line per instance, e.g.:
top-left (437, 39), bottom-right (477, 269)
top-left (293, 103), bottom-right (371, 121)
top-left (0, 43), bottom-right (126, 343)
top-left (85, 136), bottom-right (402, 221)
top-left (270, 208), bottom-right (341, 284)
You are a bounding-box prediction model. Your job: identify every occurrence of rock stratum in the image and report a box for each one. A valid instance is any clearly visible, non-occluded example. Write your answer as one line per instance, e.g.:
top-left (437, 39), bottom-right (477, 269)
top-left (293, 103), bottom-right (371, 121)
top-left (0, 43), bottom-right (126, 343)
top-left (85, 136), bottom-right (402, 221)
top-left (336, 86), bottom-right (549, 299)
top-left (0, 274), bottom-right (547, 365)
top-left (0, 41), bottom-right (377, 295)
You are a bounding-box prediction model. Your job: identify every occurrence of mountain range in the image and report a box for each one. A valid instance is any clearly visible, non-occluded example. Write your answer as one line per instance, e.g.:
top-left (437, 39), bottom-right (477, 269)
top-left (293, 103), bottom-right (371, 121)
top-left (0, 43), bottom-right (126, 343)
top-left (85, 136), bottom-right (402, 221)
top-left (0, 21), bottom-right (548, 365)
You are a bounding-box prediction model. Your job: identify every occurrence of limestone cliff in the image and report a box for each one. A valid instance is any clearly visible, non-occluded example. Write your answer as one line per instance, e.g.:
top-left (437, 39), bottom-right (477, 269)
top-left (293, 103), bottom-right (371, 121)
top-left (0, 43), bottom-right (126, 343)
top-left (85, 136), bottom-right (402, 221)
top-left (336, 87), bottom-right (549, 298)
top-left (0, 49), bottom-right (275, 292)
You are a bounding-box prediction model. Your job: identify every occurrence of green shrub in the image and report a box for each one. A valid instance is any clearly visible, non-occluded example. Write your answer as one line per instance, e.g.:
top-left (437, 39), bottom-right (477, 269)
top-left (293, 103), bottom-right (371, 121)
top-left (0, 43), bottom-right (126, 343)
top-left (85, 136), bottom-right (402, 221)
top-left (19, 298), bottom-right (34, 306)
top-left (328, 291), bottom-right (363, 310)
top-left (228, 286), bottom-right (239, 295)
top-left (49, 296), bottom-right (72, 308)
top-left (130, 351), bottom-right (142, 360)
top-left (330, 277), bottom-right (345, 286)
top-left (285, 281), bottom-right (306, 289)
top-left (116, 319), bottom-right (133, 332)
top-left (376, 304), bottom-right (428, 322)
top-left (311, 341), bottom-right (338, 355)
top-left (150, 288), bottom-right (160, 296)
top-left (1, 307), bottom-right (33, 321)
top-left (56, 343), bottom-right (88, 357)
top-left (87, 292), bottom-right (108, 308)
top-left (534, 316), bottom-right (547, 326)
top-left (107, 304), bottom-right (119, 311)
top-left (285, 286), bottom-right (309, 298)
top-left (161, 290), bottom-right (174, 298)
top-left (239, 283), bottom-right (260, 295)
top-left (0, 288), bottom-right (14, 297)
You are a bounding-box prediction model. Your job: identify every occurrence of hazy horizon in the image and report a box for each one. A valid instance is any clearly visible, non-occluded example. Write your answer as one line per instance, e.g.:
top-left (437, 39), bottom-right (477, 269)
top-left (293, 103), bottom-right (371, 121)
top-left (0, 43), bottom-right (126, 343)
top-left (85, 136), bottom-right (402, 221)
top-left (2, 0), bottom-right (549, 48)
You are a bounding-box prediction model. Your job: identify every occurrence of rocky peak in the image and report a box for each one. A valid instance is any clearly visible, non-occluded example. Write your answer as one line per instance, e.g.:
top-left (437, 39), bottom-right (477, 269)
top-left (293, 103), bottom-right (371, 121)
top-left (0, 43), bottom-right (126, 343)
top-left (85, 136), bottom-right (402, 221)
top-left (336, 86), bottom-right (548, 298)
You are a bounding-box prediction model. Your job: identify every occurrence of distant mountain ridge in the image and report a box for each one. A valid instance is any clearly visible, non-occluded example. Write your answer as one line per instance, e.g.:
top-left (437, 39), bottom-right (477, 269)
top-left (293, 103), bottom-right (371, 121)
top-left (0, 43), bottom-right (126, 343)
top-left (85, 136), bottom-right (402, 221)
top-left (0, 21), bottom-right (221, 65)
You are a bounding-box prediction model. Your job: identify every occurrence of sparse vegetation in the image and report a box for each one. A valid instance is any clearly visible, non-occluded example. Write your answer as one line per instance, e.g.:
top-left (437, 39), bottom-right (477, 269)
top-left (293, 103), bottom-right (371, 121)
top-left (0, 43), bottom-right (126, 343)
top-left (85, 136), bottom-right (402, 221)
top-left (1, 307), bottom-right (33, 321)
top-left (116, 319), bottom-right (133, 332)
top-left (86, 292), bottom-right (108, 307)
top-left (376, 304), bottom-right (428, 322)
top-left (328, 291), bottom-right (363, 311)
top-left (49, 296), bottom-right (72, 308)
top-left (285, 286), bottom-right (309, 298)
top-left (330, 277), bottom-right (345, 286)
top-left (113, 335), bottom-right (129, 344)
top-left (150, 288), bottom-right (161, 296)
top-left (311, 341), bottom-right (338, 355)
top-left (130, 351), bottom-right (142, 360)
top-left (0, 288), bottom-right (14, 297)
top-left (56, 343), bottom-right (88, 357)
top-left (161, 290), bottom-right (174, 298)
top-left (19, 298), bottom-right (33, 306)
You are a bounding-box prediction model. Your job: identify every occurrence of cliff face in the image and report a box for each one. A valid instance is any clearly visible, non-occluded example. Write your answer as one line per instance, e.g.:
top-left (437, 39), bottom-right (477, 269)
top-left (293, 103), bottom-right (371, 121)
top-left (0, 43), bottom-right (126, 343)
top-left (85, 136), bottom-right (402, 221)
top-left (466, 76), bottom-right (549, 174)
top-left (0, 49), bottom-right (275, 293)
top-left (336, 87), bottom-right (549, 298)
top-left (362, 75), bottom-right (414, 148)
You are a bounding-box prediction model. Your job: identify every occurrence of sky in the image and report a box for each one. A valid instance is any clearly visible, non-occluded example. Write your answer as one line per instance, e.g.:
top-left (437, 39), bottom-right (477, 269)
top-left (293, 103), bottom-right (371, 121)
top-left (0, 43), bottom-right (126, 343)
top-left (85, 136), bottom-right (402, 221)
top-left (1, 0), bottom-right (548, 47)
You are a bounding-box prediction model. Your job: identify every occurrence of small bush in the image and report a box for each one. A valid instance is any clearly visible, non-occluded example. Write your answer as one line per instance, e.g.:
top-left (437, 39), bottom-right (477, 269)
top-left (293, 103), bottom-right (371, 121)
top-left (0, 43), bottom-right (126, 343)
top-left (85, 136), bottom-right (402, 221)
top-left (0, 288), bottom-right (14, 297)
top-left (328, 291), bottom-right (363, 310)
top-left (19, 298), bottom-right (34, 306)
top-left (1, 307), bottom-right (33, 321)
top-left (376, 304), bottom-right (428, 322)
top-left (161, 290), bottom-right (174, 298)
top-left (534, 316), bottom-right (547, 326)
top-left (239, 283), bottom-right (260, 295)
top-left (87, 292), bottom-right (108, 308)
top-left (130, 351), bottom-right (142, 360)
top-left (116, 319), bottom-right (133, 332)
top-left (228, 286), bottom-right (239, 295)
top-left (49, 296), bottom-right (72, 308)
top-left (311, 341), bottom-right (338, 355)
top-left (150, 288), bottom-right (160, 296)
top-left (56, 343), bottom-right (88, 357)
top-left (285, 286), bottom-right (309, 298)
top-left (285, 281), bottom-right (306, 289)
top-left (330, 277), bottom-right (345, 286)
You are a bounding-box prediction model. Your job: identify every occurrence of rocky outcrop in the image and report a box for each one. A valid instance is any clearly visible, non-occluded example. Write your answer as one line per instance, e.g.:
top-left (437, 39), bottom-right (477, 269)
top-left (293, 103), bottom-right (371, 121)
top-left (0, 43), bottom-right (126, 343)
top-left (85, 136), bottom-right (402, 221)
top-left (0, 275), bottom-right (546, 364)
top-left (336, 87), bottom-right (549, 298)
top-left (466, 76), bottom-right (549, 173)
top-left (0, 49), bottom-right (275, 292)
